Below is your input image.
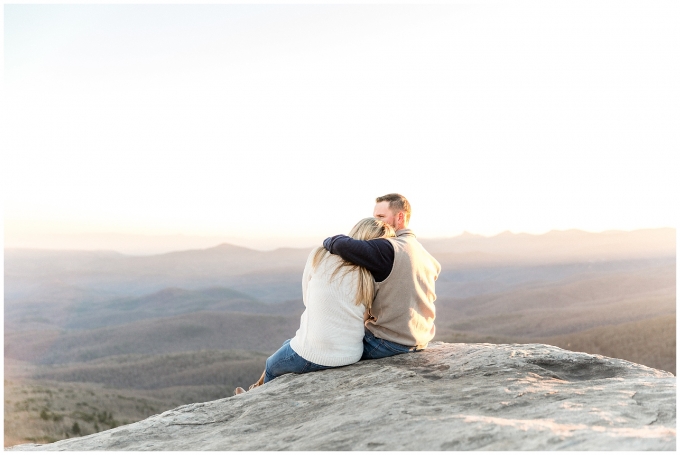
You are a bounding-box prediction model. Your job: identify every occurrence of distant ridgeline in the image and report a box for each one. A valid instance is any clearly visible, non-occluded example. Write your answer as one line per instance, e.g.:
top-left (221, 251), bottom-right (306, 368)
top-left (3, 228), bottom-right (675, 446)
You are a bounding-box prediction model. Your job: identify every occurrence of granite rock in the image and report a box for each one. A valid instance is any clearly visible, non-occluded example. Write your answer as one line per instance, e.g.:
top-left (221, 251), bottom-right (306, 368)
top-left (9, 342), bottom-right (676, 451)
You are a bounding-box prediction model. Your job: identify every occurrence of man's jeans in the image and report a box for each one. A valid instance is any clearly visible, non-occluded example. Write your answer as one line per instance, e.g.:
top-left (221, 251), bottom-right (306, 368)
top-left (264, 339), bottom-right (332, 383)
top-left (361, 329), bottom-right (421, 360)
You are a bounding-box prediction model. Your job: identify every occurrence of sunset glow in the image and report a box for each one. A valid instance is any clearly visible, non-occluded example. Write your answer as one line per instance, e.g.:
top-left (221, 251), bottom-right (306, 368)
top-left (3, 1), bottom-right (678, 252)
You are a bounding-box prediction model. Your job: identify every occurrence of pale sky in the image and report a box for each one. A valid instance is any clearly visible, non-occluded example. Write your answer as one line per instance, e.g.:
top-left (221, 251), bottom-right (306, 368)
top-left (3, 1), bottom-right (679, 249)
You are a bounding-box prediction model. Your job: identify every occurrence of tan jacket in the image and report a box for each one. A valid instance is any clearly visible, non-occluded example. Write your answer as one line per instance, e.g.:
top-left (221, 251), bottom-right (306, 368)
top-left (365, 229), bottom-right (441, 348)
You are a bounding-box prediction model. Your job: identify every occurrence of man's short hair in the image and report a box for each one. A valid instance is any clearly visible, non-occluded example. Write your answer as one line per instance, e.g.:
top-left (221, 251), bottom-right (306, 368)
top-left (375, 193), bottom-right (411, 224)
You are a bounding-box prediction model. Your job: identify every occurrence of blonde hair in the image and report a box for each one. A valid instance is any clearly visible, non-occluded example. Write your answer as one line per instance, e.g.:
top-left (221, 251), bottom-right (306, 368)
top-left (312, 218), bottom-right (396, 309)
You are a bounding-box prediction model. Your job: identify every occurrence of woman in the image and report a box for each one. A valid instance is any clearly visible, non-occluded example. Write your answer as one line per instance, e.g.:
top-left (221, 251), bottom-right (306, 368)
top-left (235, 217), bottom-right (396, 394)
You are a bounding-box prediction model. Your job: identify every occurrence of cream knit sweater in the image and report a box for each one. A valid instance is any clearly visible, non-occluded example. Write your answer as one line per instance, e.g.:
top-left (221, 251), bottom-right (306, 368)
top-left (289, 249), bottom-right (366, 367)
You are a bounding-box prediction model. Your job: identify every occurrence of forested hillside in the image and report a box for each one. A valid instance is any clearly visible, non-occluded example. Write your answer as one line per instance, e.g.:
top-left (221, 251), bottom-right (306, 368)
top-left (5, 228), bottom-right (675, 446)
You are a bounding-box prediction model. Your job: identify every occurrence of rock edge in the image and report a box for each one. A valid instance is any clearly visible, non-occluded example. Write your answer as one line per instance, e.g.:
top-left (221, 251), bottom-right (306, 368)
top-left (9, 342), bottom-right (676, 451)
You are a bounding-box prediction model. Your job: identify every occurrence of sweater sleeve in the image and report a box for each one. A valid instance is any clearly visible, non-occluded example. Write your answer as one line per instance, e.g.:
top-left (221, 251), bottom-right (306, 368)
top-left (322, 235), bottom-right (394, 282)
top-left (301, 249), bottom-right (315, 306)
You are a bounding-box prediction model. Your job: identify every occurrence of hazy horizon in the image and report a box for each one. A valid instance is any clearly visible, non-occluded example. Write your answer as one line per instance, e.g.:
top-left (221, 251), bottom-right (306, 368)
top-left (4, 226), bottom-right (675, 255)
top-left (4, 2), bottom-right (678, 248)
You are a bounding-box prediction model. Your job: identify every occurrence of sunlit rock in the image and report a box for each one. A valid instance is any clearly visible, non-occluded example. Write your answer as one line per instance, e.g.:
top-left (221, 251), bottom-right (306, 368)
top-left (8, 342), bottom-right (675, 451)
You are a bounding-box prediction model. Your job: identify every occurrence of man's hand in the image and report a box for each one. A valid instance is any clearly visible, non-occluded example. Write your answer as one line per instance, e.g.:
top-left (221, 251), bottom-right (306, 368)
top-left (323, 235), bottom-right (345, 253)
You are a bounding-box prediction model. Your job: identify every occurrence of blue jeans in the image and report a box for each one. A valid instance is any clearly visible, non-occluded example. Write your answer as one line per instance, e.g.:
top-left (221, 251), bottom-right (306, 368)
top-left (361, 329), bottom-right (421, 360)
top-left (264, 339), bottom-right (332, 383)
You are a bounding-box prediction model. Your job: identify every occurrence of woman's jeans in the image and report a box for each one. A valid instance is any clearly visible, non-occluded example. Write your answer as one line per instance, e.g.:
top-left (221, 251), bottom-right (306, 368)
top-left (264, 339), bottom-right (332, 383)
top-left (361, 329), bottom-right (421, 360)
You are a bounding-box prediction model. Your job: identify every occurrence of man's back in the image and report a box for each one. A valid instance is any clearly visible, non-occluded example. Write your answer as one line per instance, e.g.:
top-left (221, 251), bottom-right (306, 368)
top-left (323, 228), bottom-right (441, 349)
top-left (366, 229), bottom-right (441, 348)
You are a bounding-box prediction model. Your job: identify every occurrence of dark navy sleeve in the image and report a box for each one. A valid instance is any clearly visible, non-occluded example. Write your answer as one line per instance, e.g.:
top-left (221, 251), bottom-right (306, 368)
top-left (322, 235), bottom-right (394, 282)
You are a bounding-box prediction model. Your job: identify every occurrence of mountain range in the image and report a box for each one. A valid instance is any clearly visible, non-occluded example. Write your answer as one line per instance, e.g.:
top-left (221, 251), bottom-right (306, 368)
top-left (3, 227), bottom-right (675, 446)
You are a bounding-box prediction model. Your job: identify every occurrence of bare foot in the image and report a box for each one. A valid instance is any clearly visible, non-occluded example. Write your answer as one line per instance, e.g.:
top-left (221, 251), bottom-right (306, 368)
top-left (234, 387), bottom-right (247, 395)
top-left (248, 370), bottom-right (266, 391)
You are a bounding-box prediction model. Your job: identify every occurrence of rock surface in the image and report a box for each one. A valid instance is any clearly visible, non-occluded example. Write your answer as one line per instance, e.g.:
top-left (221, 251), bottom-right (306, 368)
top-left (9, 342), bottom-right (676, 451)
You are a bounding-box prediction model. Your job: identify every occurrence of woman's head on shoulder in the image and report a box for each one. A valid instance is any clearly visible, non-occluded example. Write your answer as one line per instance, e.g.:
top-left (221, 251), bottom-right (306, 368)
top-left (348, 217), bottom-right (396, 241)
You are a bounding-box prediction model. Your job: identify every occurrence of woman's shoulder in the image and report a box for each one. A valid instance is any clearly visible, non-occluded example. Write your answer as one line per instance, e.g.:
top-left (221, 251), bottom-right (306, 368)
top-left (314, 251), bottom-right (345, 272)
top-left (312, 254), bottom-right (357, 282)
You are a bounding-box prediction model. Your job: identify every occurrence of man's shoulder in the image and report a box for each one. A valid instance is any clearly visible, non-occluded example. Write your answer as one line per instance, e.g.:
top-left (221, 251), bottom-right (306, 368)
top-left (392, 231), bottom-right (440, 266)
top-left (393, 229), bottom-right (421, 248)
top-left (395, 228), bottom-right (416, 238)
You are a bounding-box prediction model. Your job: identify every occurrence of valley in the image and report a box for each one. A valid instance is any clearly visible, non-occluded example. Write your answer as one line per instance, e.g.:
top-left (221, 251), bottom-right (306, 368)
top-left (4, 228), bottom-right (675, 446)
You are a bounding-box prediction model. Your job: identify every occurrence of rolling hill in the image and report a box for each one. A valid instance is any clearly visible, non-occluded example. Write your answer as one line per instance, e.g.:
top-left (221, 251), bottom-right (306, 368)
top-left (4, 228), bottom-right (675, 446)
top-left (6, 309), bottom-right (303, 365)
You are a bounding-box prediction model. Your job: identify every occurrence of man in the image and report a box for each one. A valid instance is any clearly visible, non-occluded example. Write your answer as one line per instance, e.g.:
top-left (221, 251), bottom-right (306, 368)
top-left (323, 193), bottom-right (441, 359)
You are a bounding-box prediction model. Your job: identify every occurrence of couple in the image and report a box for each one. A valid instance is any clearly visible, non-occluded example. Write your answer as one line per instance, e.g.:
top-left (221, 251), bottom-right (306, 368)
top-left (235, 193), bottom-right (441, 395)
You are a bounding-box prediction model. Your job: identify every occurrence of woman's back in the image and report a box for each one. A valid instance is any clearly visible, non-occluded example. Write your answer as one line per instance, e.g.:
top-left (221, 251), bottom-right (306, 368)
top-left (235, 218), bottom-right (395, 393)
top-left (289, 249), bottom-right (367, 366)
